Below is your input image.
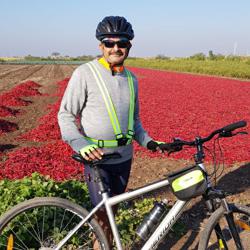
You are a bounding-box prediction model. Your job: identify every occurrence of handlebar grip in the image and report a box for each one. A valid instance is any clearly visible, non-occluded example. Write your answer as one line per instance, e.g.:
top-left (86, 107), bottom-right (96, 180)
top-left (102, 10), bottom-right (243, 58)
top-left (72, 152), bottom-right (122, 165)
top-left (159, 142), bottom-right (183, 153)
top-left (158, 143), bottom-right (172, 151)
top-left (220, 120), bottom-right (247, 133)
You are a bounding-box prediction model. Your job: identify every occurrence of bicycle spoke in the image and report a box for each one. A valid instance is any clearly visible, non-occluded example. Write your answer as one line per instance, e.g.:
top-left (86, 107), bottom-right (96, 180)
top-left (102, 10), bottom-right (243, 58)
top-left (60, 212), bottom-right (76, 233)
top-left (53, 206), bottom-right (57, 238)
top-left (42, 205), bottom-right (45, 242)
top-left (23, 211), bottom-right (42, 243)
top-left (59, 208), bottom-right (66, 232)
top-left (34, 210), bottom-right (42, 244)
top-left (16, 220), bottom-right (41, 244)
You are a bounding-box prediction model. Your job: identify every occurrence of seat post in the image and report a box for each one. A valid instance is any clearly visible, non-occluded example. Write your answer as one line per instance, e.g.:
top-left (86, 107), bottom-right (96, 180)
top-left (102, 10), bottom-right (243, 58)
top-left (92, 164), bottom-right (108, 194)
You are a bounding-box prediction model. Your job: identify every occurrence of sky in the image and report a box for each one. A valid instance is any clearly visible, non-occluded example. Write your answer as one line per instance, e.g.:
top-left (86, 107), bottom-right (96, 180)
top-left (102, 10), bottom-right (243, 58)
top-left (1, 0), bottom-right (250, 58)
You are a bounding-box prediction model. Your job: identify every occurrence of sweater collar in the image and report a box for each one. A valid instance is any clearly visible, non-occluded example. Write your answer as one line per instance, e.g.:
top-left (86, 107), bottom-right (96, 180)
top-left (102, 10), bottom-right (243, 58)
top-left (98, 57), bottom-right (125, 73)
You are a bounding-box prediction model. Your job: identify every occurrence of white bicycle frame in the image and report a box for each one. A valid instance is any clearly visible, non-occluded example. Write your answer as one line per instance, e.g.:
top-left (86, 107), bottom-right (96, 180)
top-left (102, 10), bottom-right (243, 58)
top-left (55, 163), bottom-right (206, 250)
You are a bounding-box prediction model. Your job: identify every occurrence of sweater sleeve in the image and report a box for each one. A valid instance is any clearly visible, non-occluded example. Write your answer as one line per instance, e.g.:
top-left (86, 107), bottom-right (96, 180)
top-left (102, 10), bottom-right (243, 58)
top-left (133, 76), bottom-right (152, 147)
top-left (57, 68), bottom-right (90, 152)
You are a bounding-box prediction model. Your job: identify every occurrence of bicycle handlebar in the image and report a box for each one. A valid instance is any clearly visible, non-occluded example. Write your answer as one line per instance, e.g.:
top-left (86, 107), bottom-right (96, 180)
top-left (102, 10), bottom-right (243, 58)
top-left (72, 121), bottom-right (247, 162)
top-left (159, 120), bottom-right (247, 153)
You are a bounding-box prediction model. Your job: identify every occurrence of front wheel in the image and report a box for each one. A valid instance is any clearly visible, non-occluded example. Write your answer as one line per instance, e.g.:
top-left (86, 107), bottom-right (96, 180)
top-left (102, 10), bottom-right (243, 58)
top-left (198, 203), bottom-right (250, 250)
top-left (0, 197), bottom-right (109, 249)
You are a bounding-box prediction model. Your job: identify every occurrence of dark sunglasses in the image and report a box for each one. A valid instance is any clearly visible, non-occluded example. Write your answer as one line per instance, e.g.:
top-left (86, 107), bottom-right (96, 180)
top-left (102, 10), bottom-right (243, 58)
top-left (102, 40), bottom-right (131, 49)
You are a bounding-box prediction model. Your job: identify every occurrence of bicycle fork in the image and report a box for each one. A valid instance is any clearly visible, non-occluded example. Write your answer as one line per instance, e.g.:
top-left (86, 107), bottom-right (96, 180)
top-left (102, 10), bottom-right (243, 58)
top-left (206, 197), bottom-right (244, 250)
top-left (222, 200), bottom-right (244, 250)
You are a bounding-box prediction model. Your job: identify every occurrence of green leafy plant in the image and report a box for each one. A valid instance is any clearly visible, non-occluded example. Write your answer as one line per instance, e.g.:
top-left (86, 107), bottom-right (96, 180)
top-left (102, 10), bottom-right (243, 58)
top-left (0, 172), bottom-right (91, 216)
top-left (116, 198), bottom-right (156, 245)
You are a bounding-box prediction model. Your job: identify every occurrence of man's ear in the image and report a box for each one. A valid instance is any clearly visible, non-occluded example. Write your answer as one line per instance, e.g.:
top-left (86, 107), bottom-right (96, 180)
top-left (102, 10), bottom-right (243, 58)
top-left (126, 43), bottom-right (132, 54)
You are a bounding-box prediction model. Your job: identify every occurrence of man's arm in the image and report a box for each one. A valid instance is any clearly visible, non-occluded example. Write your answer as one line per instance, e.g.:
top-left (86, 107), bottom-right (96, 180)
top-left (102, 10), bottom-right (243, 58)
top-left (133, 79), bottom-right (153, 147)
top-left (57, 68), bottom-right (90, 152)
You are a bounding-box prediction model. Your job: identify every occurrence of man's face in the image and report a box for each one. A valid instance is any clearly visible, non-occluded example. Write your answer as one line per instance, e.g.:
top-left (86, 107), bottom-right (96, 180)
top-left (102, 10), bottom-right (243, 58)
top-left (99, 37), bottom-right (131, 66)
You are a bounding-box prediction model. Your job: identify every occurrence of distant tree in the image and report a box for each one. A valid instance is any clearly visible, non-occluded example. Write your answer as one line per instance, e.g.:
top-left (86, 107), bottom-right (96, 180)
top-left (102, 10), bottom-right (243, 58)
top-left (155, 54), bottom-right (170, 60)
top-left (24, 55), bottom-right (41, 61)
top-left (208, 50), bottom-right (215, 60)
top-left (190, 53), bottom-right (206, 60)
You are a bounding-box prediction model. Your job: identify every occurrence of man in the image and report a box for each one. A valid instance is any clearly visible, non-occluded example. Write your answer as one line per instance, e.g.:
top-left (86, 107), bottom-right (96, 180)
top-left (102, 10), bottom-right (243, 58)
top-left (58, 16), bottom-right (162, 248)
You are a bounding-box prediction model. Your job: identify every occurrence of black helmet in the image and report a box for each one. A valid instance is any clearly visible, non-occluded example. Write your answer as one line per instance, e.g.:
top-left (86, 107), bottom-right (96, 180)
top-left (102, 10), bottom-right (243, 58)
top-left (96, 16), bottom-right (134, 41)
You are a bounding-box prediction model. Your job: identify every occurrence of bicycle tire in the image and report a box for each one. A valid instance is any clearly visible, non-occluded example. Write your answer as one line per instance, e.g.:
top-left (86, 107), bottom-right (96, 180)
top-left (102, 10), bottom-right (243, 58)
top-left (198, 203), bottom-right (250, 250)
top-left (0, 197), bottom-right (109, 249)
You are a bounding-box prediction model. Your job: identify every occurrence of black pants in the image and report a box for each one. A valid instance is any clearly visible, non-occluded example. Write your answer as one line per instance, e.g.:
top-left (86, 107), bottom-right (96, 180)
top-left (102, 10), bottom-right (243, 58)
top-left (84, 159), bottom-right (132, 206)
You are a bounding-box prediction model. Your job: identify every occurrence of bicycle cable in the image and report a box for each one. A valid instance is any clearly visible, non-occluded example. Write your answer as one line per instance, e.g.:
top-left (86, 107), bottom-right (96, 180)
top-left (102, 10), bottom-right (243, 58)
top-left (212, 136), bottom-right (219, 185)
top-left (214, 136), bottom-right (225, 181)
top-left (202, 135), bottom-right (226, 187)
top-left (203, 144), bottom-right (217, 184)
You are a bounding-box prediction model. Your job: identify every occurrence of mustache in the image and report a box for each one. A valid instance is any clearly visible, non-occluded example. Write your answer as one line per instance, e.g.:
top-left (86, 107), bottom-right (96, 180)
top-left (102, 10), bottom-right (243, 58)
top-left (110, 52), bottom-right (124, 56)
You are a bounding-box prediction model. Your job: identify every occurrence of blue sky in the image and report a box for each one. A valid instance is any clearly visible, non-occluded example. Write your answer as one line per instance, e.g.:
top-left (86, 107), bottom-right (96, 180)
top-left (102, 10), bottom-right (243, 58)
top-left (1, 0), bottom-right (250, 57)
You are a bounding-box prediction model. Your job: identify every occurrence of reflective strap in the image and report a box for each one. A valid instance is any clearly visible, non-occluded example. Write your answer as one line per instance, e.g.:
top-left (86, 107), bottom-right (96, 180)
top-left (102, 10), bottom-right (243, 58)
top-left (87, 62), bottom-right (135, 140)
top-left (87, 62), bottom-right (122, 136)
top-left (84, 136), bottom-right (132, 148)
top-left (125, 69), bottom-right (135, 138)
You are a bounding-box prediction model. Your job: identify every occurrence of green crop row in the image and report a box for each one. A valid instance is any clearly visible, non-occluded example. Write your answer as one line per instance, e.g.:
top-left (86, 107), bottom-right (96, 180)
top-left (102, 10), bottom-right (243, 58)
top-left (125, 57), bottom-right (250, 80)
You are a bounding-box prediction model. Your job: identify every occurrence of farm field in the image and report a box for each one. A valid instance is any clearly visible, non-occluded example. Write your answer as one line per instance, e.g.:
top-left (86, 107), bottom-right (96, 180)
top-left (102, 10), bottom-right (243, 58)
top-left (0, 64), bottom-right (249, 249)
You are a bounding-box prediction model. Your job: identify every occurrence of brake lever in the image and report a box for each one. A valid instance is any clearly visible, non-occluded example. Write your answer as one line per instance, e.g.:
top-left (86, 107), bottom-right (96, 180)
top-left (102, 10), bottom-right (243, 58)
top-left (238, 131), bottom-right (248, 134)
top-left (234, 131), bottom-right (248, 136)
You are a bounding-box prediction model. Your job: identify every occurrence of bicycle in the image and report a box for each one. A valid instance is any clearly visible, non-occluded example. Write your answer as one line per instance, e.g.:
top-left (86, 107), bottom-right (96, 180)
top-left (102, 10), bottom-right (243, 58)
top-left (0, 120), bottom-right (249, 249)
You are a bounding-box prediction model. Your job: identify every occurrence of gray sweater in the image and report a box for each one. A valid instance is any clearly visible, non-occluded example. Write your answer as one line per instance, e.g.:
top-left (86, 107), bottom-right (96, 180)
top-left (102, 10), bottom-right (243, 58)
top-left (58, 59), bottom-right (152, 164)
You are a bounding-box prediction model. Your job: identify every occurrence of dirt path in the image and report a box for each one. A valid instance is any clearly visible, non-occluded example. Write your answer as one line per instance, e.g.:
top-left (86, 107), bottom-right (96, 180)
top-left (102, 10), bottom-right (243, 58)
top-left (0, 64), bottom-right (77, 93)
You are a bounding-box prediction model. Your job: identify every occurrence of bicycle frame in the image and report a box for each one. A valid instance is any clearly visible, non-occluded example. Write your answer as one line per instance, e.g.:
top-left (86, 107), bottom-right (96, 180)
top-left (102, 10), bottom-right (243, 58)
top-left (55, 163), bottom-right (207, 250)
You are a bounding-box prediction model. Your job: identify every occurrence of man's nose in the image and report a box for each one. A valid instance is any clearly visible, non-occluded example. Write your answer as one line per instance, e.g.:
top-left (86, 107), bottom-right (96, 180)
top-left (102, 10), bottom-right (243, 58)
top-left (113, 44), bottom-right (120, 51)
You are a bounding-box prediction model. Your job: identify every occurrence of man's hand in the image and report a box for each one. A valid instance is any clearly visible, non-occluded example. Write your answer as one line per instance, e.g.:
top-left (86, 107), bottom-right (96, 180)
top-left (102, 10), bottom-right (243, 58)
top-left (147, 140), bottom-right (164, 153)
top-left (80, 145), bottom-right (104, 161)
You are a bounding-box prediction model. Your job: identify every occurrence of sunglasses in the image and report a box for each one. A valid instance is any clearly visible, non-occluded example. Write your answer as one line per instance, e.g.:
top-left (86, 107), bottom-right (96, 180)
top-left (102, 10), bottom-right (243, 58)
top-left (102, 40), bottom-right (131, 49)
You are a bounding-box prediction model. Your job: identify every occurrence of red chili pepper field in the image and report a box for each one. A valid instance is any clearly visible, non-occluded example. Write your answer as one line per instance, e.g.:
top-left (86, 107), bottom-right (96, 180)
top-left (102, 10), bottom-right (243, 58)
top-left (0, 65), bottom-right (249, 181)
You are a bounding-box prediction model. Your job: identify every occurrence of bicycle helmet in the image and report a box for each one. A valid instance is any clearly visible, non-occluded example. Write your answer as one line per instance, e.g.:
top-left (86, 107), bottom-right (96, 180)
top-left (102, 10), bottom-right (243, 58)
top-left (96, 16), bottom-right (134, 41)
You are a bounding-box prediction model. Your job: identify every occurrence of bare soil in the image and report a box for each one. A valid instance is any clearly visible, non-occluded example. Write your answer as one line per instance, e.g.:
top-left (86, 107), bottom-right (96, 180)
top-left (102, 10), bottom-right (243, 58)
top-left (0, 65), bottom-right (249, 249)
